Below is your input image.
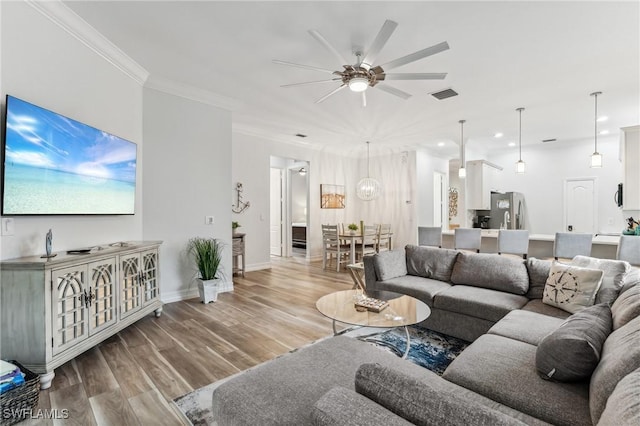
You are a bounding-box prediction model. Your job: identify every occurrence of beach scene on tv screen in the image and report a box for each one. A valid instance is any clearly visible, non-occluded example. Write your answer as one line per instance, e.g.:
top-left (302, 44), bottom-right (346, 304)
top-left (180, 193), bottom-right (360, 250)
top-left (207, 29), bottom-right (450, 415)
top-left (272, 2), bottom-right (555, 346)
top-left (3, 96), bottom-right (136, 215)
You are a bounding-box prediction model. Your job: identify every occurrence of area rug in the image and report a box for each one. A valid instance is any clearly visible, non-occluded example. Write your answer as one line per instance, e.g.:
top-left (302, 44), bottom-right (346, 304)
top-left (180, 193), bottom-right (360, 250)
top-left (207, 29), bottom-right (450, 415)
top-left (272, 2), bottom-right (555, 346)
top-left (173, 326), bottom-right (468, 425)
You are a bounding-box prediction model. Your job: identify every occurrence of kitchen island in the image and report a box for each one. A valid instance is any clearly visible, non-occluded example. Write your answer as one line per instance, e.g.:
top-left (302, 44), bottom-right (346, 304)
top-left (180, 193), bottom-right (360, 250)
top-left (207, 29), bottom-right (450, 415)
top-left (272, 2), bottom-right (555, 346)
top-left (442, 230), bottom-right (619, 259)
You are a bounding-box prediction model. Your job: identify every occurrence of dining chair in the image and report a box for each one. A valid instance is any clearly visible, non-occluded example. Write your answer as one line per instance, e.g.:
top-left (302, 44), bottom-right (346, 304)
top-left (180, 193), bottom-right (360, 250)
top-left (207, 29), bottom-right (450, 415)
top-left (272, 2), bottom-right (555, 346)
top-left (354, 224), bottom-right (378, 261)
top-left (376, 224), bottom-right (392, 252)
top-left (553, 232), bottom-right (592, 261)
top-left (454, 228), bottom-right (482, 253)
top-left (321, 224), bottom-right (351, 272)
top-left (418, 226), bottom-right (442, 248)
top-left (497, 229), bottom-right (529, 259)
top-left (616, 235), bottom-right (640, 266)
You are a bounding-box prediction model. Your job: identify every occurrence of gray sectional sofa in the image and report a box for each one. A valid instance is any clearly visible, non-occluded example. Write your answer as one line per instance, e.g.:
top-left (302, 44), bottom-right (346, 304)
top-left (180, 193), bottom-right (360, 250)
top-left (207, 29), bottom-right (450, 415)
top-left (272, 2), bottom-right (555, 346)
top-left (211, 245), bottom-right (640, 425)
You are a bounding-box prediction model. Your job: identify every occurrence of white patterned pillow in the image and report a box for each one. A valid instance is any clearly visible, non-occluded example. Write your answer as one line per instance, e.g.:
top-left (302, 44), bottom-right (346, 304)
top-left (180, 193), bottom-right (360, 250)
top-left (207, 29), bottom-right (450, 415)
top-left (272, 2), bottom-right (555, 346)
top-left (543, 262), bottom-right (604, 314)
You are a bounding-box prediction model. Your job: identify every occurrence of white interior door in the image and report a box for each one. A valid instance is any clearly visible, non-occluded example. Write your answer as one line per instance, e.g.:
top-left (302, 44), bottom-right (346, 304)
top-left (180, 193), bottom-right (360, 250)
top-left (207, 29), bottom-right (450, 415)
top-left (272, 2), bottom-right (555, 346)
top-left (564, 178), bottom-right (596, 233)
top-left (270, 168), bottom-right (283, 256)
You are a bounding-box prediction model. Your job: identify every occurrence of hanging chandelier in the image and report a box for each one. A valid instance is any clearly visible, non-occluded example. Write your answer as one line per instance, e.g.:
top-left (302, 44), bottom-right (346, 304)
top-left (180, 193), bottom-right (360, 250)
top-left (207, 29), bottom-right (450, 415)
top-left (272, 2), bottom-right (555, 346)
top-left (458, 120), bottom-right (466, 178)
top-left (590, 91), bottom-right (603, 168)
top-left (356, 141), bottom-right (381, 201)
top-left (516, 107), bottom-right (526, 174)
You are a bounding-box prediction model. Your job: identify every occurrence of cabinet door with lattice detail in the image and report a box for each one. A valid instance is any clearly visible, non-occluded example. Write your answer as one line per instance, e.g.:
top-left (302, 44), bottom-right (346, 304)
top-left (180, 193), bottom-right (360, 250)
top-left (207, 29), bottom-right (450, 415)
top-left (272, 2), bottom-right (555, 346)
top-left (88, 258), bottom-right (118, 335)
top-left (52, 266), bottom-right (89, 355)
top-left (120, 253), bottom-right (142, 319)
top-left (141, 249), bottom-right (160, 305)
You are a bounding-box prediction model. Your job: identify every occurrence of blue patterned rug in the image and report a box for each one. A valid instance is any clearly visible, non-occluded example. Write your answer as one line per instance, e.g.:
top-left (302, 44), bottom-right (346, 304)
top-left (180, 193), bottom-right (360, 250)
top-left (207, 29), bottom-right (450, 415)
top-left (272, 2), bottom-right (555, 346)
top-left (363, 325), bottom-right (469, 375)
top-left (174, 326), bottom-right (468, 425)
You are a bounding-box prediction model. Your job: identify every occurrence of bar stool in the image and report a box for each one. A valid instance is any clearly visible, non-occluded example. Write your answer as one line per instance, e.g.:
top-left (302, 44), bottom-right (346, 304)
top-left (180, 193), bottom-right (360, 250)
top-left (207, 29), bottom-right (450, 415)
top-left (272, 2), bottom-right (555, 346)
top-left (497, 230), bottom-right (529, 259)
top-left (617, 235), bottom-right (640, 266)
top-left (454, 228), bottom-right (482, 253)
top-left (418, 226), bottom-right (442, 248)
top-left (553, 232), bottom-right (592, 261)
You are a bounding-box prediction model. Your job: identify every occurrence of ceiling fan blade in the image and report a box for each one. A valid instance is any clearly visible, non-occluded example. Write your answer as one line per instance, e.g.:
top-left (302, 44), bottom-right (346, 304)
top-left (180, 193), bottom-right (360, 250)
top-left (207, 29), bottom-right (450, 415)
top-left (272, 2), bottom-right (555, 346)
top-left (281, 79), bottom-right (342, 88)
top-left (375, 84), bottom-right (412, 100)
top-left (361, 20), bottom-right (398, 68)
top-left (384, 72), bottom-right (447, 80)
top-left (272, 60), bottom-right (336, 74)
top-left (308, 29), bottom-right (349, 65)
top-left (315, 84), bottom-right (347, 104)
top-left (380, 41), bottom-right (450, 71)
top-left (362, 92), bottom-right (367, 107)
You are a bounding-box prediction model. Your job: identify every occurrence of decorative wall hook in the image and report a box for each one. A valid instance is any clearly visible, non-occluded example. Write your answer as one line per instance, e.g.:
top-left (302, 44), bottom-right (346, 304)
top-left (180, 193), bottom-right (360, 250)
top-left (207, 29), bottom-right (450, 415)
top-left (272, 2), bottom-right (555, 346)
top-left (232, 182), bottom-right (251, 214)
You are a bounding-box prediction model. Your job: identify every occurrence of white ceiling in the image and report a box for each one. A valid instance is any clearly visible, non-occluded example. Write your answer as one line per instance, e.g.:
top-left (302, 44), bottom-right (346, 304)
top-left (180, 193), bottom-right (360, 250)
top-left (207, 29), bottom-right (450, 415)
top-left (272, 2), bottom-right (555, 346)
top-left (63, 1), bottom-right (640, 158)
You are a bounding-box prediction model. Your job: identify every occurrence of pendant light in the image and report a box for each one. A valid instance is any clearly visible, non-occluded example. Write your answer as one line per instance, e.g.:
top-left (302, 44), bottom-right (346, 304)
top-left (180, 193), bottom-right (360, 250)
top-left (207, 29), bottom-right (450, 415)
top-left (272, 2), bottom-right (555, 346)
top-left (356, 141), bottom-right (381, 200)
top-left (458, 120), bottom-right (466, 178)
top-left (516, 107), bottom-right (526, 174)
top-left (590, 91), bottom-right (603, 168)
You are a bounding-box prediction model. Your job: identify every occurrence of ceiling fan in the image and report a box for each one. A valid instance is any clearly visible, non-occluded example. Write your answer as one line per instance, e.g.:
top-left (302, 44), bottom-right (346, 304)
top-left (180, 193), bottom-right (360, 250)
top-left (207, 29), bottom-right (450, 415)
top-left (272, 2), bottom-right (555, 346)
top-left (273, 20), bottom-right (449, 106)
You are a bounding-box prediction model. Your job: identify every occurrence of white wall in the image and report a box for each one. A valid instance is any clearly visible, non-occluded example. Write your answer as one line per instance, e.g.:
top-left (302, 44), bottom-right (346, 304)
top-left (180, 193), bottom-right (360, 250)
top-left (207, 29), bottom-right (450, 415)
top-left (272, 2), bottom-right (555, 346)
top-left (0, 1), bottom-right (143, 260)
top-left (486, 135), bottom-right (625, 234)
top-left (142, 88), bottom-right (232, 302)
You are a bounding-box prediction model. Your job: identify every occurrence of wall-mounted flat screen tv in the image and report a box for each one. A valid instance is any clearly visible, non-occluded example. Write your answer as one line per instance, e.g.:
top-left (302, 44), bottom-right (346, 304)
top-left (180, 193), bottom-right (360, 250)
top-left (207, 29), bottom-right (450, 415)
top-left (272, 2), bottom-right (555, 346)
top-left (2, 95), bottom-right (137, 215)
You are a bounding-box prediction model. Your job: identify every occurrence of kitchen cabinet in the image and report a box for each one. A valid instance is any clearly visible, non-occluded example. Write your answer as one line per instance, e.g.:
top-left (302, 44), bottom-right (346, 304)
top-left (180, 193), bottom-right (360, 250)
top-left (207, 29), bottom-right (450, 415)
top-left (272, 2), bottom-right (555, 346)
top-left (622, 125), bottom-right (640, 210)
top-left (466, 160), bottom-right (503, 210)
top-left (0, 241), bottom-right (162, 389)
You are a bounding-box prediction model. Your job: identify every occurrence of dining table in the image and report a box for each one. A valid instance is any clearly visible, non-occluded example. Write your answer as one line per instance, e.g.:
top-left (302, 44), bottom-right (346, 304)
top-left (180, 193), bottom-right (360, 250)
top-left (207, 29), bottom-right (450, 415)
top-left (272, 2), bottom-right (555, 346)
top-left (338, 230), bottom-right (392, 264)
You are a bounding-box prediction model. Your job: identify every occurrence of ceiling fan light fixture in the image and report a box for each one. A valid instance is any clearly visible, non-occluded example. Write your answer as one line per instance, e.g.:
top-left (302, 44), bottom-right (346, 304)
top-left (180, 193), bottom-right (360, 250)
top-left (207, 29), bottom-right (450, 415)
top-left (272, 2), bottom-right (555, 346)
top-left (348, 77), bottom-right (369, 92)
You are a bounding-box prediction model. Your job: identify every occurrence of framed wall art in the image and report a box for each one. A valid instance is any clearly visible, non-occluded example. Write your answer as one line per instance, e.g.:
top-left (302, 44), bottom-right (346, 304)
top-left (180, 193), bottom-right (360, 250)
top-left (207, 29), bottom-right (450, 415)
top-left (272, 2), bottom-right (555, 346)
top-left (320, 184), bottom-right (345, 209)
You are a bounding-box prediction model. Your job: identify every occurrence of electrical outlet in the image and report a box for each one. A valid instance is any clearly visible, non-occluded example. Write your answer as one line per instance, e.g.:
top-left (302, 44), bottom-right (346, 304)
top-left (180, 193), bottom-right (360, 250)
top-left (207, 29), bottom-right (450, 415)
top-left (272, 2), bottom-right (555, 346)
top-left (205, 216), bottom-right (214, 225)
top-left (1, 218), bottom-right (15, 236)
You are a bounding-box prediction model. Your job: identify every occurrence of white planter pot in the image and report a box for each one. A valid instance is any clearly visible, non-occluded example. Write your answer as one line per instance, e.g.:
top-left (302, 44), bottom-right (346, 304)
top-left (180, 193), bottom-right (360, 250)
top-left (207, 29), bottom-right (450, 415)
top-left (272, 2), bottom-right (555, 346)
top-left (197, 278), bottom-right (221, 303)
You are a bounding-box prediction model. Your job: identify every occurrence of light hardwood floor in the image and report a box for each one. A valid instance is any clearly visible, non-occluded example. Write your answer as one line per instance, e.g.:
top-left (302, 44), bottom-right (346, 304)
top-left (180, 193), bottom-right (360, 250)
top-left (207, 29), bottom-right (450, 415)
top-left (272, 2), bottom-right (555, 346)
top-left (25, 257), bottom-right (352, 425)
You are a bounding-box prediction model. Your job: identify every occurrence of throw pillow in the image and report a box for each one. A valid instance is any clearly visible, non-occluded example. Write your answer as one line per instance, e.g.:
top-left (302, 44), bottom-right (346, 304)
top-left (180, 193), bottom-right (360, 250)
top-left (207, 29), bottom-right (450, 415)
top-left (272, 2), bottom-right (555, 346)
top-left (571, 255), bottom-right (630, 305)
top-left (542, 262), bottom-right (604, 313)
top-left (610, 283), bottom-right (640, 330)
top-left (372, 249), bottom-right (407, 281)
top-left (526, 257), bottom-right (552, 299)
top-left (535, 303), bottom-right (612, 382)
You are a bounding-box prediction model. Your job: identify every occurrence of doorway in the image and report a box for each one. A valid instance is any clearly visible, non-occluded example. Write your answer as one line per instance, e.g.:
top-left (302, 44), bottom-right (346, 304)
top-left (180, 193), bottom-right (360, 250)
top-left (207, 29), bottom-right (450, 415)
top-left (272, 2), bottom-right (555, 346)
top-left (270, 168), bottom-right (283, 256)
top-left (564, 178), bottom-right (597, 233)
top-left (433, 171), bottom-right (447, 227)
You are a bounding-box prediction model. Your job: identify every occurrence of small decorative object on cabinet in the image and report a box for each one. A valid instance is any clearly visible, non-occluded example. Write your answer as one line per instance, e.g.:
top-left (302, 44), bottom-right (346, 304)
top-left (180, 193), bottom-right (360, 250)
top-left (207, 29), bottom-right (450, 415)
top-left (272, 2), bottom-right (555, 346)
top-left (41, 229), bottom-right (56, 259)
top-left (0, 241), bottom-right (162, 390)
top-left (188, 237), bottom-right (224, 303)
top-left (232, 233), bottom-right (246, 277)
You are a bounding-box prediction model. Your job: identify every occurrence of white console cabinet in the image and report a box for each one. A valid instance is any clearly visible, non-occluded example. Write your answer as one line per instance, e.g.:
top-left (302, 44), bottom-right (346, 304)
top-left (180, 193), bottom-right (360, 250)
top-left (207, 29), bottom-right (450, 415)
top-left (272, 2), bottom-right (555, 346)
top-left (0, 241), bottom-right (162, 389)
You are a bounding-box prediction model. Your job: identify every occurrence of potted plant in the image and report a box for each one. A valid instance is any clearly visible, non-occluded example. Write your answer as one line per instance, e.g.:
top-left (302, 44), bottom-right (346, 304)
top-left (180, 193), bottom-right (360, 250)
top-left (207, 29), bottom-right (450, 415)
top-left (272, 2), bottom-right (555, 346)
top-left (232, 221), bottom-right (241, 234)
top-left (347, 223), bottom-right (358, 235)
top-left (188, 237), bottom-right (224, 303)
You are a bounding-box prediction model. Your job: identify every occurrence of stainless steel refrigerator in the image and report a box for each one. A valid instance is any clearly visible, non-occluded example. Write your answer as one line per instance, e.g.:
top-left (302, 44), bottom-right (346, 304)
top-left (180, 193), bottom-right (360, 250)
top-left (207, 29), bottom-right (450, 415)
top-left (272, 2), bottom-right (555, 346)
top-left (489, 192), bottom-right (526, 230)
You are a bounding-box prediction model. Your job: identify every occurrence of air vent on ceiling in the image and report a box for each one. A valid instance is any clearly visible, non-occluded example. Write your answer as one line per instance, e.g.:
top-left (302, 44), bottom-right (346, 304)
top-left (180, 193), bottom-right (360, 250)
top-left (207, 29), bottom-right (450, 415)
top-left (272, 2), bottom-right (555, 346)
top-left (542, 138), bottom-right (557, 143)
top-left (295, 133), bottom-right (307, 138)
top-left (430, 88), bottom-right (458, 100)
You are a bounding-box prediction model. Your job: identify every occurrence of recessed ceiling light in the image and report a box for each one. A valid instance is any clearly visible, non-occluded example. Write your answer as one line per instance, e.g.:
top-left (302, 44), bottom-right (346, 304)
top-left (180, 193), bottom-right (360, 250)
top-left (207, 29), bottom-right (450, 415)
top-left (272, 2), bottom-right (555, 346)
top-left (597, 116), bottom-right (608, 122)
top-left (508, 142), bottom-right (516, 147)
top-left (494, 132), bottom-right (503, 138)
top-left (599, 129), bottom-right (609, 135)
top-left (437, 142), bottom-right (445, 147)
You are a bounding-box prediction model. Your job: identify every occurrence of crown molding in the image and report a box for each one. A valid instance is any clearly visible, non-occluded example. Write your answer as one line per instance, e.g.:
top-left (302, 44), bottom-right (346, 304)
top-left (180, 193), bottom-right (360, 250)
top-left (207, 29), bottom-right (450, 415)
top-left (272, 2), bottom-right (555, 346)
top-left (144, 75), bottom-right (242, 111)
top-left (25, 0), bottom-right (149, 85)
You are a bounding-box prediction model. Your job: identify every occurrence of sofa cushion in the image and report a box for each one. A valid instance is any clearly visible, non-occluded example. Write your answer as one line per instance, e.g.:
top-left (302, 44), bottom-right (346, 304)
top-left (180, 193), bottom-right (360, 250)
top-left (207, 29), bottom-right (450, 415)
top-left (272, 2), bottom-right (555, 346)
top-left (542, 262), bottom-right (603, 313)
top-left (355, 363), bottom-right (527, 426)
top-left (450, 252), bottom-right (529, 295)
top-left (312, 386), bottom-right (413, 426)
top-left (597, 367), bottom-right (640, 426)
top-left (620, 267), bottom-right (640, 295)
top-left (521, 299), bottom-right (572, 319)
top-left (405, 245), bottom-right (459, 282)
top-left (443, 334), bottom-right (591, 426)
top-left (373, 249), bottom-right (407, 281)
top-left (526, 257), bottom-right (552, 299)
top-left (488, 310), bottom-right (565, 346)
top-left (571, 255), bottom-right (631, 304)
top-left (377, 275), bottom-right (450, 307)
top-left (590, 315), bottom-right (640, 424)
top-left (610, 283), bottom-right (640, 330)
top-left (434, 285), bottom-right (528, 322)
top-left (535, 304), bottom-right (612, 382)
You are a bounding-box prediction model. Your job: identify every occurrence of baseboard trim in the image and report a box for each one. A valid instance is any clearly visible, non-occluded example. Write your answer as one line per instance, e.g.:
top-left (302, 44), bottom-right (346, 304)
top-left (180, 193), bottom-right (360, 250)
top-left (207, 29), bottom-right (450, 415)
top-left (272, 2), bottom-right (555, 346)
top-left (246, 262), bottom-right (271, 272)
top-left (161, 279), bottom-right (234, 303)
